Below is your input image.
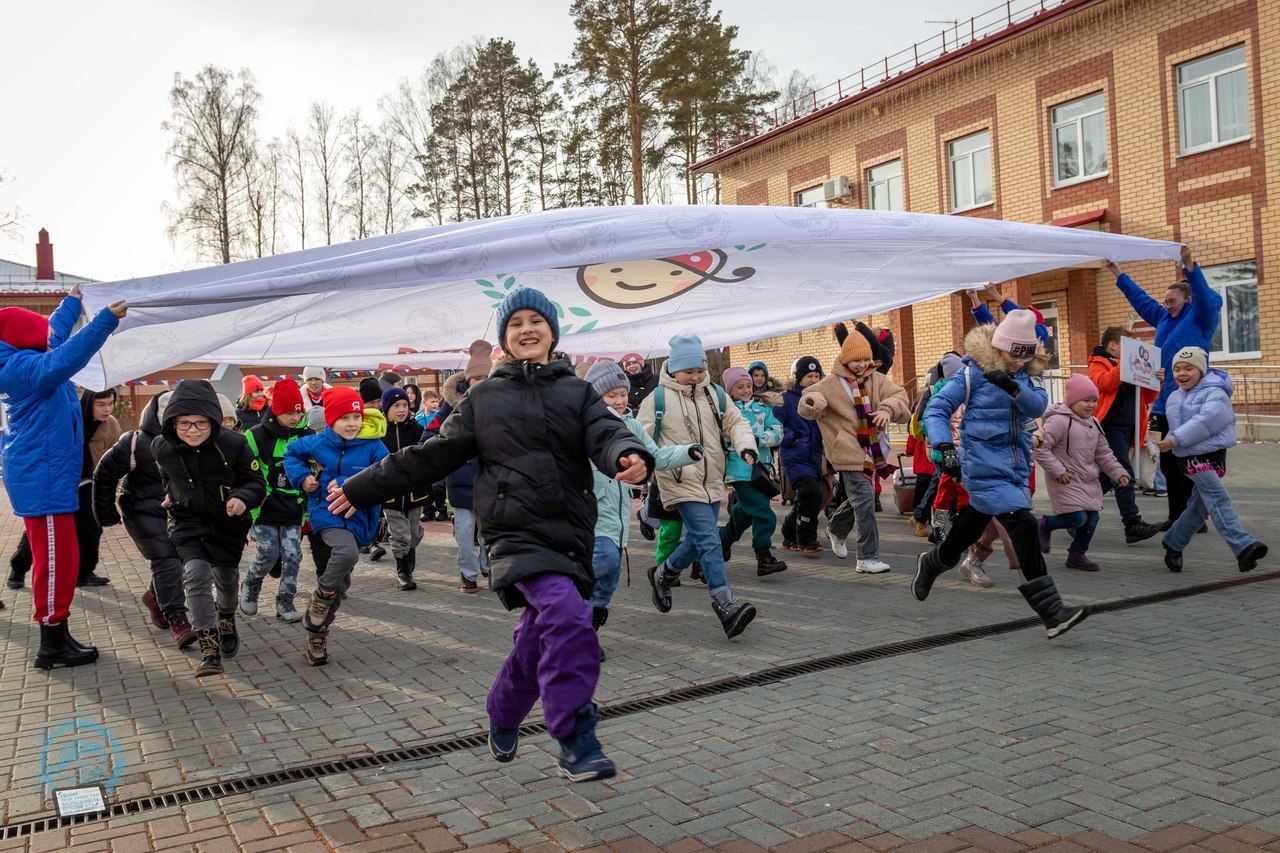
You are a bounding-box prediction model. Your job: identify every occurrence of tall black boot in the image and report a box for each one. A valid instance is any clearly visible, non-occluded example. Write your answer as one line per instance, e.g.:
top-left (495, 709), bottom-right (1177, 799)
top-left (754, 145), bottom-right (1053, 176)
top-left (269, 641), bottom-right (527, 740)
top-left (592, 606), bottom-right (608, 661)
top-left (711, 590), bottom-right (756, 639)
top-left (396, 554), bottom-right (417, 591)
top-left (64, 624), bottom-right (98, 659)
top-left (911, 548), bottom-right (956, 602)
top-left (1018, 575), bottom-right (1088, 639)
top-left (34, 623), bottom-right (97, 670)
top-left (754, 547), bottom-right (788, 576)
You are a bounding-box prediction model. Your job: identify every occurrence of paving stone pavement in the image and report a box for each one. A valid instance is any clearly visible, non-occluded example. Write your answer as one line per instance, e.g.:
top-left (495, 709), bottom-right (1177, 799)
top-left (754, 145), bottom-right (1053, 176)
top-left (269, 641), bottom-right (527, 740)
top-left (1, 444), bottom-right (1278, 851)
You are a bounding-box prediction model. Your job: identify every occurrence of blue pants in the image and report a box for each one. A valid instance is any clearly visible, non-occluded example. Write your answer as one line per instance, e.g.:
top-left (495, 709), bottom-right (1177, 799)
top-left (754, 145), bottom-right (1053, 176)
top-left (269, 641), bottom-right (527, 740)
top-left (1099, 426), bottom-right (1141, 526)
top-left (1044, 510), bottom-right (1100, 553)
top-left (1162, 466), bottom-right (1256, 557)
top-left (665, 501), bottom-right (730, 598)
top-left (590, 537), bottom-right (622, 609)
top-left (486, 573), bottom-right (599, 740)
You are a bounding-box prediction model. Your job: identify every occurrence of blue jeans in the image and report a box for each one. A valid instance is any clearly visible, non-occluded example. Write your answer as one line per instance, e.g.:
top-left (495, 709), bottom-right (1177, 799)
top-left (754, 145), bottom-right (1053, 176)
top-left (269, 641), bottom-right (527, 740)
top-left (590, 537), bottom-right (622, 608)
top-left (1044, 510), bottom-right (1100, 553)
top-left (1162, 467), bottom-right (1256, 556)
top-left (453, 508), bottom-right (489, 581)
top-left (1099, 426), bottom-right (1140, 526)
top-left (665, 501), bottom-right (729, 597)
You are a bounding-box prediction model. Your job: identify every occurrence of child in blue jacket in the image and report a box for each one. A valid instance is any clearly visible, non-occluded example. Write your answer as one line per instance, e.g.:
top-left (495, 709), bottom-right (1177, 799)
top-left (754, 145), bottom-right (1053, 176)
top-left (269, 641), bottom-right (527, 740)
top-left (1158, 347), bottom-right (1266, 574)
top-left (719, 366), bottom-right (787, 576)
top-left (283, 386), bottom-right (389, 666)
top-left (774, 356), bottom-right (825, 553)
top-left (0, 288), bottom-right (123, 669)
top-left (913, 310), bottom-right (1088, 640)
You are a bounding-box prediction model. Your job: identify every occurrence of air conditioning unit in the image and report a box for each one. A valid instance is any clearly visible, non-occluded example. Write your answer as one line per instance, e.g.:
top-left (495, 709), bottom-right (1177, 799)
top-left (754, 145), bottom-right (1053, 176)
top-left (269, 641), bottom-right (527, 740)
top-left (822, 176), bottom-right (851, 201)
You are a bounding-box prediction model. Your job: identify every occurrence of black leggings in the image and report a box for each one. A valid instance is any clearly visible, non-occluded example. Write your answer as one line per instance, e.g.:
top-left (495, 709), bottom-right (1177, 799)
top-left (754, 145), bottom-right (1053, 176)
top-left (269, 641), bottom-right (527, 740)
top-left (1159, 449), bottom-right (1193, 522)
top-left (938, 506), bottom-right (1046, 581)
top-left (781, 475), bottom-right (822, 546)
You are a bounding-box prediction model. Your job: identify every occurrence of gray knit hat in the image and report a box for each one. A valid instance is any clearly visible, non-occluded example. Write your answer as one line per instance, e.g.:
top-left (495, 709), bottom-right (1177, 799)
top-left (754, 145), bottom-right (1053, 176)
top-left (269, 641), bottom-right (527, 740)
top-left (584, 360), bottom-right (629, 399)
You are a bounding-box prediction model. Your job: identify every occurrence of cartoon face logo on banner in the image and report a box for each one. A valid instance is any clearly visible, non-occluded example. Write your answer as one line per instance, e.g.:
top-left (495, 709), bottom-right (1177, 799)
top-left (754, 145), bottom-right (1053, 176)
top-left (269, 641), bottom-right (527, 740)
top-left (575, 249), bottom-right (756, 309)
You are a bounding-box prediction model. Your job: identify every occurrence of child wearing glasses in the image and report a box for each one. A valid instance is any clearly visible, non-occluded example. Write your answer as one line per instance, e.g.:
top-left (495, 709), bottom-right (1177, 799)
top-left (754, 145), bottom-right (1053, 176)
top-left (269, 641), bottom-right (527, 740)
top-left (152, 379), bottom-right (266, 678)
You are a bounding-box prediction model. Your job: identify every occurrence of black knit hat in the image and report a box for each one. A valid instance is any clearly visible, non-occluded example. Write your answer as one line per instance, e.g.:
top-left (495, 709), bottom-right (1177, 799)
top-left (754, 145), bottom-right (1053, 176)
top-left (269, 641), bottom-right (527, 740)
top-left (793, 356), bottom-right (823, 382)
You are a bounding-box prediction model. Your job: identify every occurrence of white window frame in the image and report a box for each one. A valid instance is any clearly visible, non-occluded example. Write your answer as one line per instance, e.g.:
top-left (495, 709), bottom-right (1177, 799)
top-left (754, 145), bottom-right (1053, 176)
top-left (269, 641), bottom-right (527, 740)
top-left (795, 185), bottom-right (826, 208)
top-left (1051, 92), bottom-right (1108, 188)
top-left (866, 159), bottom-right (904, 211)
top-left (1203, 260), bottom-right (1261, 361)
top-left (948, 130), bottom-right (993, 213)
top-left (1177, 45), bottom-right (1249, 155)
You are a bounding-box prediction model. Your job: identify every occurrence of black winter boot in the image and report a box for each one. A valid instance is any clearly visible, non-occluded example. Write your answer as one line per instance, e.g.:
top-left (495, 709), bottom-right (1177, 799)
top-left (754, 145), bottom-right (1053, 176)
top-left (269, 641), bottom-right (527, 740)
top-left (64, 624), bottom-right (98, 659)
top-left (217, 610), bottom-right (239, 658)
top-left (395, 554), bottom-right (417, 591)
top-left (194, 629), bottom-right (222, 677)
top-left (34, 623), bottom-right (98, 670)
top-left (556, 703), bottom-right (616, 782)
top-left (1018, 575), bottom-right (1088, 639)
top-left (754, 547), bottom-right (788, 576)
top-left (911, 549), bottom-right (955, 602)
top-left (711, 589), bottom-right (756, 639)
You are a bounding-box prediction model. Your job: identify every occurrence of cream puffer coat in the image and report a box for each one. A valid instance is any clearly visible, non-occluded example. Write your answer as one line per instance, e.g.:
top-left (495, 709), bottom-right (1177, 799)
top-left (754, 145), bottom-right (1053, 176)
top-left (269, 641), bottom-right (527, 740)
top-left (636, 361), bottom-right (757, 509)
top-left (797, 361), bottom-right (911, 470)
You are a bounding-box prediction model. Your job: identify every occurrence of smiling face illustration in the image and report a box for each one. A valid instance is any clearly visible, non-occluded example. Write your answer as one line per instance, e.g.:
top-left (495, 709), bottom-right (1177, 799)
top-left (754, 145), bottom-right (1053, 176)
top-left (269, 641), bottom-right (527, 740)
top-left (576, 250), bottom-right (756, 309)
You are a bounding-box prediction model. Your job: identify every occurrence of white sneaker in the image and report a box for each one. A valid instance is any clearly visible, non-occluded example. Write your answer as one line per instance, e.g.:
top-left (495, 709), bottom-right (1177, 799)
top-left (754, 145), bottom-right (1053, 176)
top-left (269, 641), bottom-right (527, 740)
top-left (855, 558), bottom-right (891, 574)
top-left (958, 555), bottom-right (994, 588)
top-left (829, 535), bottom-right (848, 559)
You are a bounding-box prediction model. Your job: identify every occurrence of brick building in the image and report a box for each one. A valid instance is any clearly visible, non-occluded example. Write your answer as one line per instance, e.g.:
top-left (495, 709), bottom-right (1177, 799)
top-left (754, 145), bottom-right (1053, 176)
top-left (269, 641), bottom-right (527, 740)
top-left (697, 0), bottom-right (1274, 400)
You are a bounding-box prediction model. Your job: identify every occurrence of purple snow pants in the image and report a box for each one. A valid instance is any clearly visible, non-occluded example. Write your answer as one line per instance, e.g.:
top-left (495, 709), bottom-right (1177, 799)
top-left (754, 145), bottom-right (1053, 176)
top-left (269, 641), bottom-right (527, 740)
top-left (485, 573), bottom-right (600, 740)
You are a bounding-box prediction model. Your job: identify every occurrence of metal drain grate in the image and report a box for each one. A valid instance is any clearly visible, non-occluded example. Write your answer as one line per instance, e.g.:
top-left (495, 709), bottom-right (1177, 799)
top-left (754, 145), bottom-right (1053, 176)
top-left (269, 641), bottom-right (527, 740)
top-left (4, 569), bottom-right (1275, 839)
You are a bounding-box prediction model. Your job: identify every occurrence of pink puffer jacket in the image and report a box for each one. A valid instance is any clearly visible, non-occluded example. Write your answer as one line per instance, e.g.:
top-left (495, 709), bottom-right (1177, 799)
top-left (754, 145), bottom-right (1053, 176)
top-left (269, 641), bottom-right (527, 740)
top-left (1034, 403), bottom-right (1129, 514)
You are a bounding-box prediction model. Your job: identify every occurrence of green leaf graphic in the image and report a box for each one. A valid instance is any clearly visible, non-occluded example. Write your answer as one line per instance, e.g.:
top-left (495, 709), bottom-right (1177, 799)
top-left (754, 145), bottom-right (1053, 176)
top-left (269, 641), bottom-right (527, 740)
top-left (568, 306), bottom-right (592, 317)
top-left (550, 301), bottom-right (565, 318)
top-left (578, 320), bottom-right (597, 333)
top-left (483, 291), bottom-right (505, 300)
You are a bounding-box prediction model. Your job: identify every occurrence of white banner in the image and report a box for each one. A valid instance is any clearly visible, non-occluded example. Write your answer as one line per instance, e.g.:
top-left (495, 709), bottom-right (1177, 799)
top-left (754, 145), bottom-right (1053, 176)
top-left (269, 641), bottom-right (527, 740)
top-left (72, 205), bottom-right (1181, 390)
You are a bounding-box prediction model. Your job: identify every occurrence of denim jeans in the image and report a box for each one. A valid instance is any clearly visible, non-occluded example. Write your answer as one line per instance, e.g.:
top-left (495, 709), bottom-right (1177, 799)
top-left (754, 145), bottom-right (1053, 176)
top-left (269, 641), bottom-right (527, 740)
top-left (913, 470), bottom-right (939, 523)
top-left (453, 508), bottom-right (489, 581)
top-left (590, 537), bottom-right (622, 608)
top-left (1162, 467), bottom-right (1256, 556)
top-left (827, 471), bottom-right (879, 559)
top-left (665, 501), bottom-right (729, 597)
top-left (1044, 510), bottom-right (1100, 553)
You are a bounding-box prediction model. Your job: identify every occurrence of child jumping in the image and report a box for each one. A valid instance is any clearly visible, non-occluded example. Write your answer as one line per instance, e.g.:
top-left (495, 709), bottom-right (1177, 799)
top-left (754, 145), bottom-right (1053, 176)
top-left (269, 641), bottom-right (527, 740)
top-left (329, 287), bottom-right (652, 782)
top-left (240, 380), bottom-right (311, 622)
top-left (1034, 374), bottom-right (1132, 572)
top-left (913, 310), bottom-right (1089, 639)
top-left (1159, 347), bottom-right (1267, 573)
top-left (282, 386), bottom-right (389, 667)
top-left (639, 333), bottom-right (760, 639)
top-left (718, 366), bottom-right (787, 576)
top-left (152, 379), bottom-right (266, 677)
top-left (798, 328), bottom-right (910, 572)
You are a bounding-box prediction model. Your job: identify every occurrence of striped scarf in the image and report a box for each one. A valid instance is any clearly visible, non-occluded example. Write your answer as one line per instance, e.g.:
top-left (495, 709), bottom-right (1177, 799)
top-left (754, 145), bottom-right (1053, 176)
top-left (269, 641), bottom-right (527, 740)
top-left (844, 376), bottom-right (890, 479)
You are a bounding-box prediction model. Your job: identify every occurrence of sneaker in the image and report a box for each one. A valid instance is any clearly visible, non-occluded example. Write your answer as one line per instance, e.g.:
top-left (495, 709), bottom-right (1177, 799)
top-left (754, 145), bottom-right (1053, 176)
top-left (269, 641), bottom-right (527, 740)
top-left (782, 540), bottom-right (797, 551)
top-left (303, 587), bottom-right (338, 632)
top-left (829, 535), bottom-right (848, 559)
top-left (637, 510), bottom-right (656, 541)
top-left (169, 616), bottom-right (197, 649)
top-left (142, 589), bottom-right (169, 629)
top-left (489, 720), bottom-right (519, 763)
top-left (77, 572), bottom-right (110, 587)
top-left (855, 558), bottom-right (890, 574)
top-left (5, 568), bottom-right (23, 590)
top-left (1124, 520), bottom-right (1161, 544)
top-left (1142, 487), bottom-right (1168, 497)
top-left (1237, 542), bottom-right (1268, 573)
top-left (957, 554), bottom-right (994, 588)
top-left (276, 600), bottom-right (302, 623)
top-left (1163, 543), bottom-right (1183, 573)
top-left (239, 581), bottom-right (260, 616)
top-left (1037, 516), bottom-right (1052, 554)
top-left (794, 543), bottom-right (824, 555)
top-left (557, 704), bottom-right (615, 782)
top-left (460, 574), bottom-right (479, 593)
top-left (304, 629), bottom-right (328, 666)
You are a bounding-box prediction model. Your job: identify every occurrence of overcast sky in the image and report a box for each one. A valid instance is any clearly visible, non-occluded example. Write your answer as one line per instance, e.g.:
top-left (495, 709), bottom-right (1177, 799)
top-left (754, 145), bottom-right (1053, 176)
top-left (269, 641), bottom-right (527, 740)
top-left (2, 0), bottom-right (964, 282)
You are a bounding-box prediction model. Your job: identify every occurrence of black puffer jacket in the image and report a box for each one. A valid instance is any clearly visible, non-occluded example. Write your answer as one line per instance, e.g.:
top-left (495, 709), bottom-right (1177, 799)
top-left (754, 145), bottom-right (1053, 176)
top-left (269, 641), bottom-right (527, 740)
top-left (627, 364), bottom-right (659, 413)
top-left (342, 357), bottom-right (653, 609)
top-left (152, 380), bottom-right (265, 535)
top-left (245, 414), bottom-right (311, 526)
top-left (93, 391), bottom-right (170, 526)
top-left (381, 417), bottom-right (428, 511)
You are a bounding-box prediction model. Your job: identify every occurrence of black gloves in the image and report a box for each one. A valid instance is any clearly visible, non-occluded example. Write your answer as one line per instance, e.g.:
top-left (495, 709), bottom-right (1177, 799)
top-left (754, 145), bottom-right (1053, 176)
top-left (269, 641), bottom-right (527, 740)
top-left (984, 369), bottom-right (1020, 397)
top-left (935, 442), bottom-right (962, 480)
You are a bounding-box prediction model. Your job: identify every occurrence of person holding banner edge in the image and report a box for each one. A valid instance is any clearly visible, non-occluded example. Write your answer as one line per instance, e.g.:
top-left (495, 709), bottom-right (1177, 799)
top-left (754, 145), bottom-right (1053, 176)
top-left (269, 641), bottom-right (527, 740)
top-left (1105, 245), bottom-right (1221, 529)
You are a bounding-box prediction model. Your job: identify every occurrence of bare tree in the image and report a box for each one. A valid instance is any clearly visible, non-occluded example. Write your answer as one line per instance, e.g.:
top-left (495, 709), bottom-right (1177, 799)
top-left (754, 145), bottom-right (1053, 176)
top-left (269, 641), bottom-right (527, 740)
top-left (163, 64), bottom-right (260, 264)
top-left (284, 127), bottom-right (308, 249)
top-left (243, 139), bottom-right (285, 257)
top-left (0, 173), bottom-right (20, 236)
top-left (372, 121), bottom-right (408, 235)
top-left (308, 102), bottom-right (341, 245)
top-left (341, 109), bottom-right (377, 239)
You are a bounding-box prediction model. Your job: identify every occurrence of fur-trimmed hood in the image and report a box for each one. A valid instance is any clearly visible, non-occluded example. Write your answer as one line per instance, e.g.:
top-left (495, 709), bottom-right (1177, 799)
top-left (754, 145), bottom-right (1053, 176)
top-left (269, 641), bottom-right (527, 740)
top-left (442, 372), bottom-right (468, 407)
top-left (962, 323), bottom-right (1050, 376)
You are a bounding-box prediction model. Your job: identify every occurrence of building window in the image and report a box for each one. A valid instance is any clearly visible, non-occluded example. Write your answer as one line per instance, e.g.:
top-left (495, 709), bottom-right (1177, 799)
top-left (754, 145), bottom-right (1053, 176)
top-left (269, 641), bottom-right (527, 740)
top-left (948, 130), bottom-right (992, 212)
top-left (1177, 45), bottom-right (1248, 154)
top-left (1204, 260), bottom-right (1260, 358)
top-left (795, 185), bottom-right (826, 208)
top-left (866, 160), bottom-right (903, 211)
top-left (1052, 92), bottom-right (1107, 186)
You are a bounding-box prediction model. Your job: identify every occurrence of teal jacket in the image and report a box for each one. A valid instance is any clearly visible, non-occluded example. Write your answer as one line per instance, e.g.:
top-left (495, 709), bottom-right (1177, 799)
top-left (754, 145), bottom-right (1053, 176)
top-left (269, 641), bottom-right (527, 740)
top-left (592, 412), bottom-right (699, 548)
top-left (725, 398), bottom-right (782, 483)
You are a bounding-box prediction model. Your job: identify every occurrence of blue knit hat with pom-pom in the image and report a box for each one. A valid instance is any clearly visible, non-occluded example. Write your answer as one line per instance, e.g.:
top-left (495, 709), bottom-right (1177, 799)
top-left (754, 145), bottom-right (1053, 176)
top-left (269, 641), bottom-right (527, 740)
top-left (496, 287), bottom-right (560, 354)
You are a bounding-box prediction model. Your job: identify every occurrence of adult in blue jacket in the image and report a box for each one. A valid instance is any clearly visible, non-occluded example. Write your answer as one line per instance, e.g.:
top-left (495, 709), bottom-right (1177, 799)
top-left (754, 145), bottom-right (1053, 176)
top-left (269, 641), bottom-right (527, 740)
top-left (773, 356), bottom-right (826, 551)
top-left (1106, 245), bottom-right (1221, 525)
top-left (0, 287), bottom-right (124, 668)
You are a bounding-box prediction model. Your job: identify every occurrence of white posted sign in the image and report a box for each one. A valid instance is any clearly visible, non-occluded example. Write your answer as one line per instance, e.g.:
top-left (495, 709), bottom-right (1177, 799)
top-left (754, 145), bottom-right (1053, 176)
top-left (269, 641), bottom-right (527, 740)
top-left (1119, 337), bottom-right (1161, 392)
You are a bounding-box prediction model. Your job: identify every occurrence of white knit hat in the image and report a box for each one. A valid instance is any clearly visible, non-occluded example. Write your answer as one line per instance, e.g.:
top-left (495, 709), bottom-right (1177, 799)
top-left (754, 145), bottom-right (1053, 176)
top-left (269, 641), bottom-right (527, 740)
top-left (302, 366), bottom-right (326, 381)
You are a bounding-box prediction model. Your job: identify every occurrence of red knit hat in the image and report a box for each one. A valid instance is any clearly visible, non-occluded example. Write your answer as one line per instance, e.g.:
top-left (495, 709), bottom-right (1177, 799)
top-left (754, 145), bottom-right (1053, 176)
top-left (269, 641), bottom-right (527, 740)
top-left (0, 307), bottom-right (50, 352)
top-left (242, 375), bottom-right (265, 395)
top-left (270, 380), bottom-right (305, 416)
top-left (323, 386), bottom-right (364, 427)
